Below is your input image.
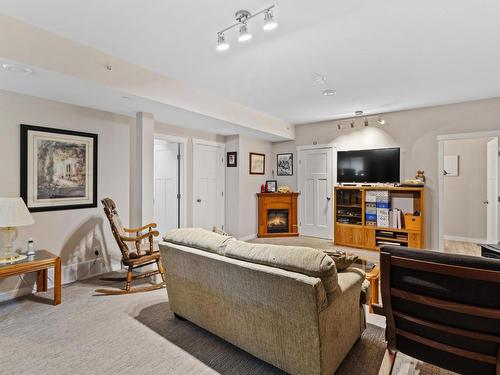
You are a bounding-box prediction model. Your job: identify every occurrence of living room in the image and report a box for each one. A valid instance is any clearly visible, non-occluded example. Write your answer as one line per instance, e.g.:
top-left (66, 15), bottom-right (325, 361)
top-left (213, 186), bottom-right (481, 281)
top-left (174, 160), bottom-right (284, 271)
top-left (1, 2), bottom-right (500, 375)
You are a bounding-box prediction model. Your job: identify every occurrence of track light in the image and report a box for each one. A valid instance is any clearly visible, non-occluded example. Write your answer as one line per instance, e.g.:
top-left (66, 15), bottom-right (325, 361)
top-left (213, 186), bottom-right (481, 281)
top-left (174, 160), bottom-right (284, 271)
top-left (216, 33), bottom-right (230, 51)
top-left (337, 124), bottom-right (341, 130)
top-left (216, 5), bottom-right (276, 52)
top-left (378, 118), bottom-right (386, 125)
top-left (364, 118), bottom-right (369, 127)
top-left (263, 10), bottom-right (278, 31)
top-left (350, 121), bottom-right (355, 129)
top-left (238, 23), bottom-right (252, 42)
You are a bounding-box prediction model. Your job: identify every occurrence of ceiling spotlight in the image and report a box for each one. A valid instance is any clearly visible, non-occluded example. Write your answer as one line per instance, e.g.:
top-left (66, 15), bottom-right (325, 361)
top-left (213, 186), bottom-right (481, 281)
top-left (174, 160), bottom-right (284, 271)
top-left (216, 33), bottom-right (230, 52)
top-left (263, 9), bottom-right (278, 31)
top-left (350, 121), bottom-right (355, 129)
top-left (364, 118), bottom-right (369, 127)
top-left (378, 118), bottom-right (386, 125)
top-left (312, 73), bottom-right (326, 85)
top-left (323, 89), bottom-right (337, 96)
top-left (2, 63), bottom-right (33, 75)
top-left (355, 110), bottom-right (364, 116)
top-left (238, 22), bottom-right (252, 42)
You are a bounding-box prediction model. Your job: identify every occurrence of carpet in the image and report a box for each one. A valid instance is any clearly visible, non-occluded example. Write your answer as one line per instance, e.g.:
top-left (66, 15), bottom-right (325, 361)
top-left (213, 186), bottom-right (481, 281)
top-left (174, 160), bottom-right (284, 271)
top-left (0, 274), bottom-right (454, 375)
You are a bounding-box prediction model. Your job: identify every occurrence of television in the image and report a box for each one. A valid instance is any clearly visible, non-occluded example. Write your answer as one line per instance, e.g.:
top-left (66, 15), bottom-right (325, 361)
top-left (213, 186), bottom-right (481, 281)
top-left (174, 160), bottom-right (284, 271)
top-left (337, 148), bottom-right (400, 183)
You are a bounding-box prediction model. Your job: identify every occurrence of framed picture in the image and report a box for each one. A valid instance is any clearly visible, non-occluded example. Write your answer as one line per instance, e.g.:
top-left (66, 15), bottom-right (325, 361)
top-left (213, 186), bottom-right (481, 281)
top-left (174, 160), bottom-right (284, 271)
top-left (249, 152), bottom-right (265, 175)
top-left (265, 180), bottom-right (277, 192)
top-left (277, 153), bottom-right (293, 176)
top-left (227, 152), bottom-right (237, 167)
top-left (20, 124), bottom-right (98, 212)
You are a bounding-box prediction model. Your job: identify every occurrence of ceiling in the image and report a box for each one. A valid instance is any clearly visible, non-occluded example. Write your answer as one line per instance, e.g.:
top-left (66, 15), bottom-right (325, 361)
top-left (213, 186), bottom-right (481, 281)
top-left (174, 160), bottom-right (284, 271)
top-left (1, 0), bottom-right (500, 129)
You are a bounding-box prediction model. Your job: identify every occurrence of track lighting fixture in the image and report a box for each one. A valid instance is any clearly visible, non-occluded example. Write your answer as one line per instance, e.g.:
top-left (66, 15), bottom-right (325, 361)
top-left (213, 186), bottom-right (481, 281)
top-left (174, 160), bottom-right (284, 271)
top-left (350, 121), bottom-right (355, 129)
top-left (238, 22), bottom-right (252, 42)
top-left (216, 5), bottom-right (277, 52)
top-left (337, 124), bottom-right (341, 130)
top-left (364, 118), bottom-right (369, 127)
top-left (263, 9), bottom-right (278, 31)
top-left (216, 33), bottom-right (230, 52)
top-left (378, 118), bottom-right (386, 125)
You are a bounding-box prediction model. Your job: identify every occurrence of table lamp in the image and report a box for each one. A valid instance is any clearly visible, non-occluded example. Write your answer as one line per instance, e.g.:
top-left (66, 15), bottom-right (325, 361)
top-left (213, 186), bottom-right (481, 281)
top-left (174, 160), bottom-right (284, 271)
top-left (0, 197), bottom-right (35, 262)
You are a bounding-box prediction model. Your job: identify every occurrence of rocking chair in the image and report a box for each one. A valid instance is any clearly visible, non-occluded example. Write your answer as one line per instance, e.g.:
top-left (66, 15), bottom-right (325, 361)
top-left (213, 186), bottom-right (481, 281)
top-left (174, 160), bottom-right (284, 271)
top-left (97, 198), bottom-right (166, 295)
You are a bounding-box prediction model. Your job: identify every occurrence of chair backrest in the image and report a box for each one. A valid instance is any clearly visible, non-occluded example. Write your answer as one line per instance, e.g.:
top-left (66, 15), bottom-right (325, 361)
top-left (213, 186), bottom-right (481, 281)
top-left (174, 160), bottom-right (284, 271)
top-left (380, 246), bottom-right (500, 375)
top-left (101, 198), bottom-right (130, 260)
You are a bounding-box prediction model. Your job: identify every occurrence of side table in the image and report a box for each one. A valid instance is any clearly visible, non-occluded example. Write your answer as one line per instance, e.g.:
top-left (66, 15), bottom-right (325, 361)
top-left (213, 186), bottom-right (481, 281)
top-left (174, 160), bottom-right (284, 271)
top-left (0, 250), bottom-right (61, 305)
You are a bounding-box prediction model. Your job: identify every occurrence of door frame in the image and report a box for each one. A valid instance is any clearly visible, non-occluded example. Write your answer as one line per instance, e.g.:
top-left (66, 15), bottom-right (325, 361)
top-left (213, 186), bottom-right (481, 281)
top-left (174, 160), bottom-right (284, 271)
top-left (154, 133), bottom-right (188, 228)
top-left (192, 138), bottom-right (226, 229)
top-left (437, 130), bottom-right (500, 250)
top-left (297, 144), bottom-right (336, 239)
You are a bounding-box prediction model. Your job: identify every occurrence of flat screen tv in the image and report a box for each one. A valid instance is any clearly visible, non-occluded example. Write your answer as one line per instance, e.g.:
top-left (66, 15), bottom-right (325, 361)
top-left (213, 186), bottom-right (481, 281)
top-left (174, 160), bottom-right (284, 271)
top-left (337, 148), bottom-right (400, 183)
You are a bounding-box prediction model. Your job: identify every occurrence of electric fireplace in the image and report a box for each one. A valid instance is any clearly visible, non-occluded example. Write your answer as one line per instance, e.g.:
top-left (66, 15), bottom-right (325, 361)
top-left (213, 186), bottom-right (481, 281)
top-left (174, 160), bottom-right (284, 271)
top-left (267, 209), bottom-right (289, 233)
top-left (257, 192), bottom-right (299, 238)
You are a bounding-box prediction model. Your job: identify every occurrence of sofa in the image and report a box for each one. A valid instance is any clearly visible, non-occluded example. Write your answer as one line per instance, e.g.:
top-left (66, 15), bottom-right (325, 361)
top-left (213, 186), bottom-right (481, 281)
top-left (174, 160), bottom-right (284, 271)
top-left (159, 228), bottom-right (367, 375)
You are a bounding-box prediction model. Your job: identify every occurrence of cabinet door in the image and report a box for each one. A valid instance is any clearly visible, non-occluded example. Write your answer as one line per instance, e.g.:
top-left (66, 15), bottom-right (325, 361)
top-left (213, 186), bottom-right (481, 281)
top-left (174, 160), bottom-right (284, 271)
top-left (352, 226), bottom-right (364, 246)
top-left (335, 225), bottom-right (353, 244)
top-left (408, 233), bottom-right (422, 248)
top-left (362, 228), bottom-right (376, 248)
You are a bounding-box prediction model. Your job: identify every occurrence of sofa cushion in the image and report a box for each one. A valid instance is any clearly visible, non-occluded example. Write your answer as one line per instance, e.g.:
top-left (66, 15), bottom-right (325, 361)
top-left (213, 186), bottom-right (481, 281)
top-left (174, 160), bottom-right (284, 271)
top-left (225, 240), bottom-right (338, 293)
top-left (163, 228), bottom-right (234, 255)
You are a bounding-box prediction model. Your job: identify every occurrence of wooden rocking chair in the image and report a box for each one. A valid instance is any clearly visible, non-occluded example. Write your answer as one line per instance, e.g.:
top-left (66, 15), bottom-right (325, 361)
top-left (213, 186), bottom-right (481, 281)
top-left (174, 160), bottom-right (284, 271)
top-left (96, 198), bottom-right (165, 295)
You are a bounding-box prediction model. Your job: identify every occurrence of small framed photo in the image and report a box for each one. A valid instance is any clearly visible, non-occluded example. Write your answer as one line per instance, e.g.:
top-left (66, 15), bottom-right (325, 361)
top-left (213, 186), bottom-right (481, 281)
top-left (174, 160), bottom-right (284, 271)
top-left (249, 152), bottom-right (265, 175)
top-left (227, 152), bottom-right (237, 167)
top-left (20, 124), bottom-right (98, 212)
top-left (277, 153), bottom-right (293, 176)
top-left (265, 180), bottom-right (277, 193)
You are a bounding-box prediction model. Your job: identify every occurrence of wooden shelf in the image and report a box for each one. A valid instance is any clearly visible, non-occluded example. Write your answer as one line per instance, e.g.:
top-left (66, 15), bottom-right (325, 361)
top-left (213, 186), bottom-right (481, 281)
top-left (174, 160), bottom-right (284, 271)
top-left (334, 186), bottom-right (425, 251)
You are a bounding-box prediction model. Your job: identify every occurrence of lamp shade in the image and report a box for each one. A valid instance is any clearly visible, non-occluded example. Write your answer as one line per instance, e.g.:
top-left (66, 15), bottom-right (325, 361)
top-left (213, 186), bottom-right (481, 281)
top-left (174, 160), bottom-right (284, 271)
top-left (0, 197), bottom-right (35, 227)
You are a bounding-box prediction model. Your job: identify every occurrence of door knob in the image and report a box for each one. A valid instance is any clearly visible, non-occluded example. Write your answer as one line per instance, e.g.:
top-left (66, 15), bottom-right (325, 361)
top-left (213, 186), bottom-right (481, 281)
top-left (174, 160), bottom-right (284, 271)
top-left (484, 200), bottom-right (489, 204)
top-left (196, 199), bottom-right (202, 203)
top-left (326, 197), bottom-right (331, 201)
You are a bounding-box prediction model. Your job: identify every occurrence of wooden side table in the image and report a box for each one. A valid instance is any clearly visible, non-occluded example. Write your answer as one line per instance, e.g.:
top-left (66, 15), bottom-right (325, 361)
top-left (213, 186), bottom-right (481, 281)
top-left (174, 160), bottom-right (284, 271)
top-left (0, 250), bottom-right (61, 305)
top-left (365, 264), bottom-right (380, 312)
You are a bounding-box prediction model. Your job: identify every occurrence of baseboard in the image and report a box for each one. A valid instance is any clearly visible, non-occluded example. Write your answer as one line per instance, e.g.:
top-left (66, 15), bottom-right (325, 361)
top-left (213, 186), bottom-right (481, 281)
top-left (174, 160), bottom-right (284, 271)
top-left (239, 234), bottom-right (257, 241)
top-left (443, 235), bottom-right (486, 244)
top-left (0, 257), bottom-right (121, 303)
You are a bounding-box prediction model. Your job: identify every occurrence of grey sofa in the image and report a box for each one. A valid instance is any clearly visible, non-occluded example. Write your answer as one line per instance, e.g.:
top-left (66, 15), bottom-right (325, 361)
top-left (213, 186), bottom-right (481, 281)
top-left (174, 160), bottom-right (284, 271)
top-left (159, 228), bottom-right (366, 375)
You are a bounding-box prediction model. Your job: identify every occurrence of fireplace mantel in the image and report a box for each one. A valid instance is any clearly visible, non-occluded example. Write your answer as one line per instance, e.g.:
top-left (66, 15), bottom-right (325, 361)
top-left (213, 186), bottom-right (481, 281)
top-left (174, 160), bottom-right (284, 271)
top-left (257, 193), bottom-right (299, 238)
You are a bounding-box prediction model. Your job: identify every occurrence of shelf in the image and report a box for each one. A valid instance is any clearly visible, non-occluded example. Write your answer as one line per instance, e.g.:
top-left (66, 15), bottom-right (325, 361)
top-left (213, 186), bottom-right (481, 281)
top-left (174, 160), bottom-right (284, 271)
top-left (336, 214), bottom-right (362, 218)
top-left (337, 204), bottom-right (362, 208)
top-left (376, 236), bottom-right (408, 243)
top-left (335, 222), bottom-right (362, 227)
top-left (373, 227), bottom-right (420, 233)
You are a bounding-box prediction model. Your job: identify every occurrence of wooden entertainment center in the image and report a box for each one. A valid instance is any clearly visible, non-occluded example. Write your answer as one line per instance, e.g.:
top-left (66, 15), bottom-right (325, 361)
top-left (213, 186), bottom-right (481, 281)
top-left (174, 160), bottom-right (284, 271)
top-left (334, 186), bottom-right (425, 250)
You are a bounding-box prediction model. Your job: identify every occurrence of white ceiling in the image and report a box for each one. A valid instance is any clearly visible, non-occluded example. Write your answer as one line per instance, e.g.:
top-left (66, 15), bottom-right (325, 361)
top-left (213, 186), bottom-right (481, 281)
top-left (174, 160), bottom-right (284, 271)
top-left (1, 0), bottom-right (500, 126)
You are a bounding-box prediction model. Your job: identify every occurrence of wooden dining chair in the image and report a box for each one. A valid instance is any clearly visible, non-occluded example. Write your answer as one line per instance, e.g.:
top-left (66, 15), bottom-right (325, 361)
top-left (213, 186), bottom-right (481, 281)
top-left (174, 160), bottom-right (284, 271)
top-left (97, 198), bottom-right (165, 295)
top-left (375, 246), bottom-right (500, 375)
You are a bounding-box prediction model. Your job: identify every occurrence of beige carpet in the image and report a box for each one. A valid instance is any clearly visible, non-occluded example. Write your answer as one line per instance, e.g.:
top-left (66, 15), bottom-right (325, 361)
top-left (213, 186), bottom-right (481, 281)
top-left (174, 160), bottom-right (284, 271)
top-left (0, 274), bottom-right (454, 375)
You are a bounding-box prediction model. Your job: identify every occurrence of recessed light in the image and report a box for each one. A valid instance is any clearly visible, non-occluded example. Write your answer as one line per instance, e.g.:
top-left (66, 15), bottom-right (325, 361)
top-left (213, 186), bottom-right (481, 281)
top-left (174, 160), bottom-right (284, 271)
top-left (355, 110), bottom-right (363, 116)
top-left (312, 73), bottom-right (326, 85)
top-left (2, 63), bottom-right (33, 75)
top-left (323, 89), bottom-right (337, 96)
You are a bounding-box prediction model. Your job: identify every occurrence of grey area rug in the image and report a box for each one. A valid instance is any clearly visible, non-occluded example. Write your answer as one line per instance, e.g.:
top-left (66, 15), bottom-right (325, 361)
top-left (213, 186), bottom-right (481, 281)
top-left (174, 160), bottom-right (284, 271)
top-left (0, 275), bottom-right (454, 375)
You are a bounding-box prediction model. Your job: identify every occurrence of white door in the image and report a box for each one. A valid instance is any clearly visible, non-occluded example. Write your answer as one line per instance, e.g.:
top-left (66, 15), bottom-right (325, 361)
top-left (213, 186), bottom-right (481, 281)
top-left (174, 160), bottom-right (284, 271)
top-left (154, 141), bottom-right (179, 235)
top-left (298, 148), bottom-right (333, 239)
top-left (193, 141), bottom-right (225, 230)
top-left (486, 137), bottom-right (498, 243)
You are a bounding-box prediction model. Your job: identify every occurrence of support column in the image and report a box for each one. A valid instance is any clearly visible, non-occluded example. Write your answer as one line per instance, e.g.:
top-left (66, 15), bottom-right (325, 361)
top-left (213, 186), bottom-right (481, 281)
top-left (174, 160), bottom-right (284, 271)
top-left (130, 112), bottom-right (155, 227)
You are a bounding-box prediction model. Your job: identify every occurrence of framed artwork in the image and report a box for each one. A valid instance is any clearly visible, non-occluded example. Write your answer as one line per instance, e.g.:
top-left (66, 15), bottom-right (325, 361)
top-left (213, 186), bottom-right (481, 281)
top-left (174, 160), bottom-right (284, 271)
top-left (277, 153), bottom-right (293, 176)
top-left (20, 124), bottom-right (98, 212)
top-left (227, 152), bottom-right (237, 167)
top-left (265, 180), bottom-right (277, 193)
top-left (249, 152), bottom-right (265, 175)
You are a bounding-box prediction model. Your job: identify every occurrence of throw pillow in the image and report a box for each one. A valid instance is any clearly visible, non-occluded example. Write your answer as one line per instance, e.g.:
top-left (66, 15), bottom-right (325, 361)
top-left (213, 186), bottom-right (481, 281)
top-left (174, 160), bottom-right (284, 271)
top-left (323, 250), bottom-right (358, 271)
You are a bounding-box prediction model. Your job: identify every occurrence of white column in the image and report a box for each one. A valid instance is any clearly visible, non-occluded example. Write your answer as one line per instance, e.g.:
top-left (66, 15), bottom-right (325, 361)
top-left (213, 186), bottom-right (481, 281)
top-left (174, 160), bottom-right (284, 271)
top-left (130, 112), bottom-right (155, 227)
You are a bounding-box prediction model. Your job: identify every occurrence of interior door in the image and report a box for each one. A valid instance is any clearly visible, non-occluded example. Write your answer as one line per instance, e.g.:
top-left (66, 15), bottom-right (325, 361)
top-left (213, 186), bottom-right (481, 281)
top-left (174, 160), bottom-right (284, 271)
top-left (486, 137), bottom-right (498, 243)
top-left (154, 141), bottom-right (179, 235)
top-left (298, 148), bottom-right (333, 239)
top-left (193, 141), bottom-right (225, 230)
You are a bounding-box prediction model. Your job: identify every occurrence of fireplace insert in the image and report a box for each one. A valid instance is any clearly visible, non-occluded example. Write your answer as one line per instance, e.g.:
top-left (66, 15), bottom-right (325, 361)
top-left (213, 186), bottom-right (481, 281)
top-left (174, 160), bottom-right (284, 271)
top-left (267, 209), bottom-right (289, 233)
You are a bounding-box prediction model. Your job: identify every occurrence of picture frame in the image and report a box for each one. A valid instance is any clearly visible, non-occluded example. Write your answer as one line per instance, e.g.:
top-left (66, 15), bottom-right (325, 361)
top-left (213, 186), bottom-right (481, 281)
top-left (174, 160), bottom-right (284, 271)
top-left (20, 124), bottom-right (98, 212)
top-left (249, 152), bottom-right (265, 175)
top-left (265, 180), bottom-right (277, 193)
top-left (277, 153), bottom-right (293, 176)
top-left (227, 151), bottom-right (237, 167)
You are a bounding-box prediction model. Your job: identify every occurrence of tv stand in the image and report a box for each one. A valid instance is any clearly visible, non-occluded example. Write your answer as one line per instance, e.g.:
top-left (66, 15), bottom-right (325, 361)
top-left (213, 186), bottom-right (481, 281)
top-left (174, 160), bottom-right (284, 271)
top-left (334, 186), bottom-right (425, 250)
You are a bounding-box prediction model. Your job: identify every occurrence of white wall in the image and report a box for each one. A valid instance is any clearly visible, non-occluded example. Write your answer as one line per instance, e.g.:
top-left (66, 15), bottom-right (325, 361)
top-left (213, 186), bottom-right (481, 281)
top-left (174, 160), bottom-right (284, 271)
top-left (443, 137), bottom-right (491, 241)
top-left (0, 90), bottom-right (131, 299)
top-left (270, 97), bottom-right (500, 249)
